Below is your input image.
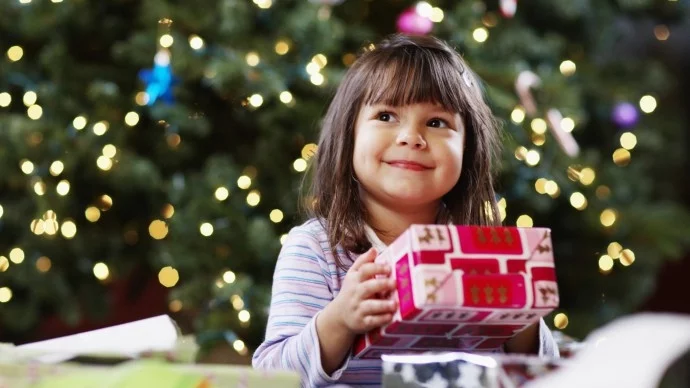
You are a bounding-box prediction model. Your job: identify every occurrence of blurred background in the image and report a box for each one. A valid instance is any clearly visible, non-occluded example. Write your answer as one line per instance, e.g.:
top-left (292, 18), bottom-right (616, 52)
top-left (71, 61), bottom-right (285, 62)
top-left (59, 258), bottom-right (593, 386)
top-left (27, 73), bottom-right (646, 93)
top-left (1, 0), bottom-right (689, 364)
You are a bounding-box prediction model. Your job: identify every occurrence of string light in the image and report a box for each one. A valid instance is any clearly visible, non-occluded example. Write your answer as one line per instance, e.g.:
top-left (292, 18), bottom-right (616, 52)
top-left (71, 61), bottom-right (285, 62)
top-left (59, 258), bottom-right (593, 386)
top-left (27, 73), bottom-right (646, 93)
top-left (599, 209), bottom-right (617, 228)
top-left (149, 220), bottom-right (169, 240)
top-left (189, 35), bottom-right (204, 50)
top-left (23, 91), bottom-right (37, 106)
top-left (293, 158), bottom-right (307, 172)
top-left (36, 256), bottom-right (51, 272)
top-left (73, 116), bottom-right (87, 130)
top-left (598, 255), bottom-right (614, 272)
top-left (607, 242), bottom-right (623, 259)
top-left (238, 310), bottom-right (251, 322)
top-left (56, 180), bottom-right (70, 196)
top-left (169, 300), bottom-right (183, 312)
top-left (530, 119), bottom-right (547, 134)
top-left (531, 133), bottom-right (545, 146)
top-left (246, 190), bottom-right (261, 206)
top-left (223, 270), bottom-right (236, 284)
top-left (27, 105), bottom-right (43, 120)
top-left (248, 94), bottom-right (263, 108)
top-left (0, 256), bottom-right (8, 272)
top-left (237, 175), bottom-right (251, 189)
top-left (561, 117), bottom-right (575, 132)
top-left (275, 41), bottom-right (289, 55)
top-left (167, 134), bottom-right (181, 148)
top-left (102, 144), bottom-right (117, 158)
top-left (61, 220), bottom-right (77, 239)
top-left (246, 52), bottom-right (260, 67)
top-left (124, 111), bottom-right (139, 126)
top-left (98, 195), bottom-right (113, 210)
top-left (158, 266), bottom-right (179, 287)
top-left (510, 107), bottom-right (525, 124)
top-left (613, 148), bottom-right (631, 166)
top-left (9, 248), bottom-right (25, 264)
top-left (0, 287), bottom-right (12, 303)
top-left (280, 91), bottom-right (293, 104)
top-left (231, 295), bottom-right (245, 310)
top-left (233, 339), bottom-right (247, 355)
top-left (159, 34), bottom-right (174, 48)
top-left (0, 205), bottom-right (3, 218)
top-left (472, 28), bottom-right (489, 43)
top-left (269, 209), bottom-right (284, 223)
top-left (430, 7), bottom-right (444, 22)
top-left (516, 215), bottom-right (533, 227)
top-left (161, 204), bottom-right (175, 219)
top-left (312, 54), bottom-right (327, 69)
top-left (514, 146), bottom-right (527, 161)
top-left (85, 207), bottom-right (101, 222)
top-left (559, 60), bottom-right (576, 76)
top-left (0, 92), bottom-right (11, 107)
top-left (215, 187), bottom-right (229, 201)
top-left (554, 313), bottom-right (569, 329)
top-left (620, 132), bottom-right (637, 150)
top-left (253, 0), bottom-right (272, 9)
top-left (569, 192), bottom-right (587, 210)
top-left (579, 168), bottom-right (595, 185)
top-left (97, 156), bottom-right (113, 171)
top-left (544, 181), bottom-right (560, 198)
top-left (200, 222), bottom-right (214, 236)
top-left (280, 234), bottom-right (288, 245)
top-left (93, 121), bottom-right (109, 136)
top-left (31, 219), bottom-right (45, 235)
top-left (525, 150), bottom-right (540, 166)
top-left (49, 161), bottom-right (64, 176)
top-left (342, 53), bottom-right (356, 67)
top-left (534, 178), bottom-right (548, 194)
top-left (135, 92), bottom-right (149, 106)
top-left (301, 143), bottom-right (317, 160)
top-left (310, 73), bottom-right (325, 86)
top-left (7, 46), bottom-right (23, 62)
top-left (93, 262), bottom-right (109, 280)
top-left (620, 249), bottom-right (635, 266)
top-left (639, 95), bottom-right (657, 113)
top-left (33, 180), bottom-right (46, 196)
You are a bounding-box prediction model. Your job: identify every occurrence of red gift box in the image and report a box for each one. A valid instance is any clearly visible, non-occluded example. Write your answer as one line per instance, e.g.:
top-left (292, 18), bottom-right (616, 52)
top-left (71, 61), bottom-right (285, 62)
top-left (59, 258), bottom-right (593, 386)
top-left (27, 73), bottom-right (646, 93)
top-left (353, 225), bottom-right (559, 359)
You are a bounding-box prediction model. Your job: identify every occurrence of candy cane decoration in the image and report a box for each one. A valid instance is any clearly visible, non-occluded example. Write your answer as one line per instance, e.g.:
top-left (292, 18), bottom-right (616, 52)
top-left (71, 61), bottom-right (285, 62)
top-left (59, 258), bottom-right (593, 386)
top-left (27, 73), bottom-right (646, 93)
top-left (515, 71), bottom-right (541, 117)
top-left (515, 70), bottom-right (580, 157)
top-left (546, 109), bottom-right (580, 157)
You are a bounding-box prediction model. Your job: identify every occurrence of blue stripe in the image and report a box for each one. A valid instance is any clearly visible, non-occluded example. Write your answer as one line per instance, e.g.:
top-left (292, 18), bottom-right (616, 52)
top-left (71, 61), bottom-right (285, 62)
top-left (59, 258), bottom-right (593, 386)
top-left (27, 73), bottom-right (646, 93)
top-left (273, 291), bottom-right (333, 301)
top-left (272, 299), bottom-right (324, 309)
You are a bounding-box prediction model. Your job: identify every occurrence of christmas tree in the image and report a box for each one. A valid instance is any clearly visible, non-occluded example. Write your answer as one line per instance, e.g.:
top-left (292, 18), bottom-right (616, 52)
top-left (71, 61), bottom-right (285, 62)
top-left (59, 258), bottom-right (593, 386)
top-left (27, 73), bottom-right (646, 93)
top-left (1, 0), bottom-right (689, 358)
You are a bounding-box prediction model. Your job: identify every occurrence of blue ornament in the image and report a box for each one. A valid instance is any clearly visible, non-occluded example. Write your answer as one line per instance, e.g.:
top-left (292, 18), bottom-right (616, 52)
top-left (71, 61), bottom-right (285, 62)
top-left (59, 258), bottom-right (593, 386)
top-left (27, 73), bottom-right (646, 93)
top-left (138, 50), bottom-right (178, 105)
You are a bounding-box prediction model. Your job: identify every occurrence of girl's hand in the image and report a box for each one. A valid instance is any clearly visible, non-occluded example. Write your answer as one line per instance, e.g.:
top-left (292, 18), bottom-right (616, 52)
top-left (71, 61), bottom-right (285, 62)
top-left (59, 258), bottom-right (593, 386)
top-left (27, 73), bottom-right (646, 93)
top-left (331, 248), bottom-right (398, 334)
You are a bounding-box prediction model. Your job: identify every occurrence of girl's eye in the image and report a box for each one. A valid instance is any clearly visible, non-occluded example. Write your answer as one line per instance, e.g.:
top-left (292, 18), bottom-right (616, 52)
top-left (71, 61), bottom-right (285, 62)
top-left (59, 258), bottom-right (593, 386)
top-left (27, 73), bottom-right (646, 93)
top-left (428, 118), bottom-right (450, 129)
top-left (377, 112), bottom-right (396, 122)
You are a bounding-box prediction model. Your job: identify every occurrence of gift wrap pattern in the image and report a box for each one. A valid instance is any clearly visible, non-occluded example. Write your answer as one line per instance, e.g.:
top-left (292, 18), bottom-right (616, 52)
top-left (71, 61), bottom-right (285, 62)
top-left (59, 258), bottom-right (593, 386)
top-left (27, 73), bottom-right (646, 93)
top-left (354, 225), bottom-right (559, 359)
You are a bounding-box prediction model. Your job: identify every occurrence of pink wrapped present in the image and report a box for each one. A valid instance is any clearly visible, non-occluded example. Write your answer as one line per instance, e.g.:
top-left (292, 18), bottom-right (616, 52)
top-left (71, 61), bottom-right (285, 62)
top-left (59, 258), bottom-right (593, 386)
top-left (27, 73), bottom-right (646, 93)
top-left (353, 225), bottom-right (559, 359)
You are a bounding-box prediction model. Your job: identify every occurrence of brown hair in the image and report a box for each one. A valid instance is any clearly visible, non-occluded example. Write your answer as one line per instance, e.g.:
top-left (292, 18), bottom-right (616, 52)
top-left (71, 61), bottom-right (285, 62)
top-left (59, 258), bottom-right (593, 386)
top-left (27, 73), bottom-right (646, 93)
top-left (304, 34), bottom-right (502, 269)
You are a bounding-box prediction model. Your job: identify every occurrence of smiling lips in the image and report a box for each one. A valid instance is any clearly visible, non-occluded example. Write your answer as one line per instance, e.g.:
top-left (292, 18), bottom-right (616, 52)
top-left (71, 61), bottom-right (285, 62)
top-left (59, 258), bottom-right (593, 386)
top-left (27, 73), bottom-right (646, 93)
top-left (385, 160), bottom-right (432, 171)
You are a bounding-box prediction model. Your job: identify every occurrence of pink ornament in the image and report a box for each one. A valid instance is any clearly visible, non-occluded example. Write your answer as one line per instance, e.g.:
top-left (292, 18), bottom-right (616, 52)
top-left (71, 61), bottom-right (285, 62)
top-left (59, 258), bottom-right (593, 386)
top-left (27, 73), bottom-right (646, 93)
top-left (500, 0), bottom-right (517, 18)
top-left (396, 7), bottom-right (433, 35)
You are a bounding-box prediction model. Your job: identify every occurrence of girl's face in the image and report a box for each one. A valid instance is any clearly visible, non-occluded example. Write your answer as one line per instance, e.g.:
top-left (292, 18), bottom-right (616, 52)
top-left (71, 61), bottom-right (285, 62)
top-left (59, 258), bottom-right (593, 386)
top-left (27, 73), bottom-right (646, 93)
top-left (353, 102), bottom-right (465, 210)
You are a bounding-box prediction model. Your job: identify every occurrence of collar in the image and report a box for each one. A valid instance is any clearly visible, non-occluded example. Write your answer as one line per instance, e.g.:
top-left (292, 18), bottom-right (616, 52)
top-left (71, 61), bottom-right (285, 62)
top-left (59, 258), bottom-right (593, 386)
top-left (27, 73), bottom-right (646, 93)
top-left (364, 224), bottom-right (388, 252)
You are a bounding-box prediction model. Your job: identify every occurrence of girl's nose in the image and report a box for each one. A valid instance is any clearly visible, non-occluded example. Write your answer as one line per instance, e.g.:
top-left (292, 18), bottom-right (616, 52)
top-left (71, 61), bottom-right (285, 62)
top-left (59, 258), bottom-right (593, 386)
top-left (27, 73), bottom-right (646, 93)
top-left (396, 126), bottom-right (427, 150)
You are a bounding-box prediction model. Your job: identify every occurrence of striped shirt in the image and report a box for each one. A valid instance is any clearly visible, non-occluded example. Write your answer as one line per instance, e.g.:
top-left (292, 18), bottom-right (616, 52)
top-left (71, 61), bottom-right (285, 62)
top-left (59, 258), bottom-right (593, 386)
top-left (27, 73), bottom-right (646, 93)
top-left (252, 218), bottom-right (559, 387)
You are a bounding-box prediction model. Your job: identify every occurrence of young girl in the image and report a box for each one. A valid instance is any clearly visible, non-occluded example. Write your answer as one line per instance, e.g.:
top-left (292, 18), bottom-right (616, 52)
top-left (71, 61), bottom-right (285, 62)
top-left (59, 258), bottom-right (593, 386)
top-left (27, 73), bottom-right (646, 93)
top-left (252, 34), bottom-right (559, 387)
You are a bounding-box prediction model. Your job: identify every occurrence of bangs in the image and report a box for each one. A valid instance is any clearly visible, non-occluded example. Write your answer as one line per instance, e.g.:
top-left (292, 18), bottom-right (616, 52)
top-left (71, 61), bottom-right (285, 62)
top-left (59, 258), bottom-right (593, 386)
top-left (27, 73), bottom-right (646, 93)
top-left (361, 46), bottom-right (469, 114)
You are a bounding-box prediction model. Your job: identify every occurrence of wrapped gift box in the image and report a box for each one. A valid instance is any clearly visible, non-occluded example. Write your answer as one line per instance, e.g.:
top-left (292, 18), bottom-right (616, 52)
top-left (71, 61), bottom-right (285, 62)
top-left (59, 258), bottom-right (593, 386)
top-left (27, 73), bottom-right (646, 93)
top-left (353, 225), bottom-right (559, 359)
top-left (381, 352), bottom-right (564, 388)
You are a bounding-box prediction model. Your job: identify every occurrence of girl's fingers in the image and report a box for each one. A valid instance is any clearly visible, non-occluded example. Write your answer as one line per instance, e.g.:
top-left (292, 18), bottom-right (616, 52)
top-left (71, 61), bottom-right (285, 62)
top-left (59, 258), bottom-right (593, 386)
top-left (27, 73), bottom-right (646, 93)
top-left (357, 278), bottom-right (396, 299)
top-left (350, 248), bottom-right (377, 271)
top-left (358, 298), bottom-right (398, 316)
